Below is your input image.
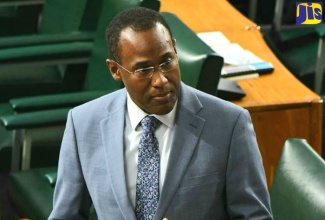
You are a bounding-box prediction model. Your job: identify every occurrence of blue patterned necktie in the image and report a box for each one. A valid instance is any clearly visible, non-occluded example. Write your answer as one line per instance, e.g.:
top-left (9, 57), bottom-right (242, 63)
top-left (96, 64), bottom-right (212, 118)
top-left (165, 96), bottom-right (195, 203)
top-left (135, 116), bottom-right (162, 220)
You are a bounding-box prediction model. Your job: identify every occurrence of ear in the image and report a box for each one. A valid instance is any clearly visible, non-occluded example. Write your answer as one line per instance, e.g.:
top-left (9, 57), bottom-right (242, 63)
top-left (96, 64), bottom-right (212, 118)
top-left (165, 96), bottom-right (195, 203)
top-left (106, 59), bottom-right (121, 81)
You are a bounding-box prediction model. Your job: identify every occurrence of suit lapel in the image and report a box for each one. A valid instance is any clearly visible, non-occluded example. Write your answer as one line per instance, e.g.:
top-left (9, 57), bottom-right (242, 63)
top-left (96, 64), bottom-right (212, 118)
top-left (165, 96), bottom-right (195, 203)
top-left (100, 89), bottom-right (137, 220)
top-left (155, 84), bottom-right (206, 219)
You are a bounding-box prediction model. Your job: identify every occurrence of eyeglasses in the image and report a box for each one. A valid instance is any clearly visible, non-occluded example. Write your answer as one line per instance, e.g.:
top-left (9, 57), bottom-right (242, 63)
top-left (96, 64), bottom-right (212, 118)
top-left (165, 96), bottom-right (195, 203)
top-left (114, 56), bottom-right (178, 79)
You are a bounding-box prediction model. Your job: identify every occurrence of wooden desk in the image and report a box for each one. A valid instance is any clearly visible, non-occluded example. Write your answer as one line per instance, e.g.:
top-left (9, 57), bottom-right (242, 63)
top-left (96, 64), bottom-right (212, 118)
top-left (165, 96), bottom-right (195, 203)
top-left (161, 0), bottom-right (323, 187)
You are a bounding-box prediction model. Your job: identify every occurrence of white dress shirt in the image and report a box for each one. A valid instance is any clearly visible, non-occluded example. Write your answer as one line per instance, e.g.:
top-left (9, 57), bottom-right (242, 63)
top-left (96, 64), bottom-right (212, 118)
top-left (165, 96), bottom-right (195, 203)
top-left (124, 93), bottom-right (177, 209)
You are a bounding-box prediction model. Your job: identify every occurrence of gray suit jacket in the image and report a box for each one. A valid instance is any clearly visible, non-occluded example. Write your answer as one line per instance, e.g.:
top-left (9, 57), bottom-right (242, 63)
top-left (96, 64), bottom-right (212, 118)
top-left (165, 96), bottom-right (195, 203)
top-left (49, 83), bottom-right (273, 220)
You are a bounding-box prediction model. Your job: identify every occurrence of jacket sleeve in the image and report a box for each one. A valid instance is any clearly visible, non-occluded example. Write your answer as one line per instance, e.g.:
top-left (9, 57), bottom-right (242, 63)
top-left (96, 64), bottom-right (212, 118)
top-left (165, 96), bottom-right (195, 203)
top-left (226, 109), bottom-right (273, 220)
top-left (48, 110), bottom-right (92, 220)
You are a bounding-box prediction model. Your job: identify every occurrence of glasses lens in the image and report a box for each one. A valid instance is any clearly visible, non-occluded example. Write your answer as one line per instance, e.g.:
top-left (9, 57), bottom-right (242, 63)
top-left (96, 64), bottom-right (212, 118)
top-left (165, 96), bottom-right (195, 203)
top-left (160, 59), bottom-right (177, 73)
top-left (134, 67), bottom-right (154, 79)
top-left (132, 57), bottom-right (178, 79)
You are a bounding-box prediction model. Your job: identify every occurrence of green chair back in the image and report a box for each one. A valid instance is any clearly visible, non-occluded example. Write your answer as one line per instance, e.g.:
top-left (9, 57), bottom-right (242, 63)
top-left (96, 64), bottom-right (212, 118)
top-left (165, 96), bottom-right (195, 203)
top-left (270, 138), bottom-right (325, 220)
top-left (9, 167), bottom-right (57, 219)
top-left (0, 0), bottom-right (102, 36)
top-left (39, 0), bottom-right (102, 33)
top-left (0, 0), bottom-right (104, 102)
top-left (8, 166), bottom-right (97, 219)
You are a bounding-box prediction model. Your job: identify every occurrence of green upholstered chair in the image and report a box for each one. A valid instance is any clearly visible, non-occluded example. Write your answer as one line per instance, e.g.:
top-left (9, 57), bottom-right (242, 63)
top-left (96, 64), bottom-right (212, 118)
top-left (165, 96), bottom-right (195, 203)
top-left (0, 0), bottom-right (104, 101)
top-left (0, 0), bottom-right (160, 172)
top-left (7, 166), bottom-right (97, 219)
top-left (0, 0), bottom-right (101, 45)
top-left (0, 0), bottom-right (103, 172)
top-left (8, 167), bottom-right (57, 219)
top-left (263, 0), bottom-right (325, 94)
top-left (270, 138), bottom-right (325, 220)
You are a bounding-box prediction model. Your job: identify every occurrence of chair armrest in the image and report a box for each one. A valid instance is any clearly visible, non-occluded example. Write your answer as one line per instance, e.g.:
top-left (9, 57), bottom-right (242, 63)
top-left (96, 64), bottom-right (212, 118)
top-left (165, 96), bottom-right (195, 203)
top-left (0, 41), bottom-right (93, 66)
top-left (10, 90), bottom-right (110, 112)
top-left (40, 167), bottom-right (58, 187)
top-left (197, 54), bottom-right (223, 95)
top-left (0, 108), bottom-right (70, 130)
top-left (0, 31), bottom-right (95, 48)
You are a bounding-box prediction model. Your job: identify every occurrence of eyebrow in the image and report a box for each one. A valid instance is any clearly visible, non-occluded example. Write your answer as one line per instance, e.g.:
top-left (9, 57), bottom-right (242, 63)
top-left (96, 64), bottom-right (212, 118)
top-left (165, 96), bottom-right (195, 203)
top-left (132, 51), bottom-right (174, 70)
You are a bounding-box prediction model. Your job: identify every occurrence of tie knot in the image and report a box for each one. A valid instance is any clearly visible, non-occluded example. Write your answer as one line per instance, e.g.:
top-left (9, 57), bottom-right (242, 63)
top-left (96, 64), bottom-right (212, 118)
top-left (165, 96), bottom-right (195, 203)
top-left (141, 116), bottom-right (161, 132)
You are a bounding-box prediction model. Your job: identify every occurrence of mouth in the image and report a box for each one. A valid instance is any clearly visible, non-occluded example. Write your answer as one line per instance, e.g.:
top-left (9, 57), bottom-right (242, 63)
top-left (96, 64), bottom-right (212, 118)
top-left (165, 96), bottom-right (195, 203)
top-left (152, 91), bottom-right (172, 102)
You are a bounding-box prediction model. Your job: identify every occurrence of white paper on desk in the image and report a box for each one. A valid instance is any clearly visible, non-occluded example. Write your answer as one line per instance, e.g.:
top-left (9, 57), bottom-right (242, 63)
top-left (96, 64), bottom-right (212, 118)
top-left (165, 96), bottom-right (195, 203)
top-left (211, 43), bottom-right (263, 65)
top-left (197, 31), bottom-right (230, 46)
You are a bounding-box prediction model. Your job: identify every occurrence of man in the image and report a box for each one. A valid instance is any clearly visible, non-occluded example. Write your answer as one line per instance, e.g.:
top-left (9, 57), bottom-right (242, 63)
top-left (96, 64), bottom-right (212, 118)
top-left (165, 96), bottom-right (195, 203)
top-left (49, 7), bottom-right (273, 220)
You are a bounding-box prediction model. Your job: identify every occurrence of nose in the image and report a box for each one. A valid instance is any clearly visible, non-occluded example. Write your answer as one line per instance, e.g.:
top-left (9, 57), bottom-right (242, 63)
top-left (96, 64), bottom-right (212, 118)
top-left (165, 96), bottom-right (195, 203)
top-left (151, 68), bottom-right (168, 87)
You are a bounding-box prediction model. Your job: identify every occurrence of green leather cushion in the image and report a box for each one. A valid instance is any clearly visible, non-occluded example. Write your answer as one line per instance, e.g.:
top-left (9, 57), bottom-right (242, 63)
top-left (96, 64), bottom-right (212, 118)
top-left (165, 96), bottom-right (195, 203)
top-left (270, 138), bottom-right (325, 220)
top-left (9, 167), bottom-right (97, 219)
top-left (0, 108), bottom-right (70, 129)
top-left (43, 170), bottom-right (57, 187)
top-left (0, 41), bottom-right (92, 63)
top-left (9, 167), bottom-right (57, 219)
top-left (10, 90), bottom-right (109, 112)
top-left (0, 31), bottom-right (94, 48)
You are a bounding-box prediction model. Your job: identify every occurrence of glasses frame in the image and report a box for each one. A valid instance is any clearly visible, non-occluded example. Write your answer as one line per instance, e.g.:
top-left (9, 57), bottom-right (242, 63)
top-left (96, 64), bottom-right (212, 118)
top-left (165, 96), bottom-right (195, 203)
top-left (114, 55), bottom-right (178, 79)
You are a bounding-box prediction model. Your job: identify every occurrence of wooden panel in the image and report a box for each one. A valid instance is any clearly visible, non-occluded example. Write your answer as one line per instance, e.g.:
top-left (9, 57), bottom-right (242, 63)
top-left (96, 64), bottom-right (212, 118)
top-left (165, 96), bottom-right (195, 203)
top-left (250, 103), bottom-right (322, 187)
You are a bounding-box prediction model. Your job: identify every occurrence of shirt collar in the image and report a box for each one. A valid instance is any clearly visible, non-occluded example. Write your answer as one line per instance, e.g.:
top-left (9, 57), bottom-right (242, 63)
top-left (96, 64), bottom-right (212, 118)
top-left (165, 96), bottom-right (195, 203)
top-left (127, 93), bottom-right (177, 130)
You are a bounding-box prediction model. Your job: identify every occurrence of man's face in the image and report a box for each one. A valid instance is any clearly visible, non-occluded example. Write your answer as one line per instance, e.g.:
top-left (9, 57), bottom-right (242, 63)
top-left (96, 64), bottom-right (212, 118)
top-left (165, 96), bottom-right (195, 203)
top-left (107, 23), bottom-right (181, 115)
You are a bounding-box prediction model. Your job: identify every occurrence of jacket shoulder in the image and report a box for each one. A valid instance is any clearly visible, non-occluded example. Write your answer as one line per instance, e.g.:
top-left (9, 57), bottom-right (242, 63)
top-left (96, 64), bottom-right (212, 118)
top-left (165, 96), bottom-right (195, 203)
top-left (70, 89), bottom-right (126, 119)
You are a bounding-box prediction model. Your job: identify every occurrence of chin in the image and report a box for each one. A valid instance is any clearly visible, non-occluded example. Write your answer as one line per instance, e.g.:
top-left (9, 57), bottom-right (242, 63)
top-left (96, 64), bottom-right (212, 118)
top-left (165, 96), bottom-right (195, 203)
top-left (148, 102), bottom-right (175, 115)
